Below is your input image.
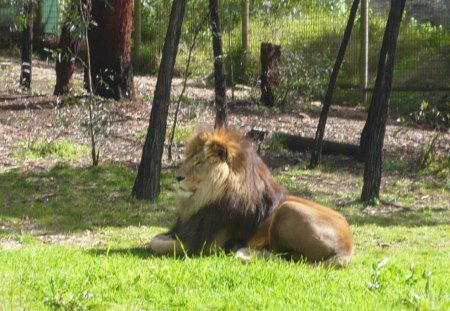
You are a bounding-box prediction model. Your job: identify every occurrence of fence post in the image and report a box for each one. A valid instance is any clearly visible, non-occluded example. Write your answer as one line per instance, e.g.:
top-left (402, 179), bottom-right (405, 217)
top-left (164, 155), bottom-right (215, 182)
top-left (133, 0), bottom-right (141, 61)
top-left (359, 0), bottom-right (369, 105)
top-left (241, 0), bottom-right (249, 61)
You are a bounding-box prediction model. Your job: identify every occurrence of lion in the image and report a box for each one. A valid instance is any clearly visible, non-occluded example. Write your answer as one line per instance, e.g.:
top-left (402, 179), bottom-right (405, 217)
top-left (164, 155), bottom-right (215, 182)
top-left (149, 127), bottom-right (354, 267)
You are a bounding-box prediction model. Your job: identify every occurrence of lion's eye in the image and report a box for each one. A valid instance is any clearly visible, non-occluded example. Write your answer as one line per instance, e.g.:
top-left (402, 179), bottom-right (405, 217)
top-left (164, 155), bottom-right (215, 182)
top-left (194, 160), bottom-right (202, 167)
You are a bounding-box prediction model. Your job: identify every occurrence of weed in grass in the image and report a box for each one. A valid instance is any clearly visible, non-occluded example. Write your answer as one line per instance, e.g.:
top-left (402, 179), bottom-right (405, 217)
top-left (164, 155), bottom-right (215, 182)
top-left (422, 156), bottom-right (450, 189)
top-left (43, 277), bottom-right (96, 311)
top-left (385, 158), bottom-right (408, 173)
top-left (367, 259), bottom-right (436, 309)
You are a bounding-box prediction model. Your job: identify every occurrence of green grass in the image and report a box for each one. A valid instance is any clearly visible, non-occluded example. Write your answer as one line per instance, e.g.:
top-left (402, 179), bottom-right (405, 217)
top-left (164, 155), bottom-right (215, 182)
top-left (2, 242), bottom-right (449, 310)
top-left (1, 162), bottom-right (449, 309)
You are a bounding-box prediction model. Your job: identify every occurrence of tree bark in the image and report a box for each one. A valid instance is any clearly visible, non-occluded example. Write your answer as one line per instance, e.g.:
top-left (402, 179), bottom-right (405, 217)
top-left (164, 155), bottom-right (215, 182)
top-left (20, 2), bottom-right (32, 90)
top-left (87, 0), bottom-right (134, 100)
top-left (209, 0), bottom-right (227, 128)
top-left (309, 0), bottom-right (360, 168)
top-left (132, 0), bottom-right (187, 200)
top-left (54, 22), bottom-right (79, 95)
top-left (360, 0), bottom-right (406, 202)
top-left (260, 43), bottom-right (281, 107)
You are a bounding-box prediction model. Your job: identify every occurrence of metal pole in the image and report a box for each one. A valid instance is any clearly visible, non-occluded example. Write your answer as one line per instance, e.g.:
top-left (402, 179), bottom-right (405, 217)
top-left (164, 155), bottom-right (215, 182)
top-left (133, 0), bottom-right (141, 61)
top-left (359, 0), bottom-right (369, 105)
top-left (241, 0), bottom-right (249, 61)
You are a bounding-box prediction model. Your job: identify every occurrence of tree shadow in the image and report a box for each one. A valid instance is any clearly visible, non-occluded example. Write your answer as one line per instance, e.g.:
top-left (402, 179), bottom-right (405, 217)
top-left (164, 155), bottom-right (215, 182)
top-left (0, 163), bottom-right (177, 235)
top-left (1, 159), bottom-right (446, 239)
top-left (340, 199), bottom-right (450, 227)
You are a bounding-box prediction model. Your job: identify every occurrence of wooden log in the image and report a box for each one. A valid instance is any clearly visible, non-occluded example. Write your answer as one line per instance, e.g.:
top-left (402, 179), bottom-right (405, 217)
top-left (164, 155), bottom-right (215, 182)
top-left (274, 132), bottom-right (360, 157)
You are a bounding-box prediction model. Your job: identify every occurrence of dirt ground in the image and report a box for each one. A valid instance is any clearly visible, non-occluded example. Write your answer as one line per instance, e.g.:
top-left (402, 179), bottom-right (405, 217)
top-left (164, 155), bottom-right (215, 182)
top-left (1, 56), bottom-right (449, 171)
top-left (1, 56), bottom-right (449, 248)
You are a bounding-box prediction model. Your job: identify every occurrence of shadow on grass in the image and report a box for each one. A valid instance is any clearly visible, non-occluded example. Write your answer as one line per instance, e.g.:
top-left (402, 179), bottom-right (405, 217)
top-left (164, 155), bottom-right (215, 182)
top-left (89, 247), bottom-right (158, 259)
top-left (348, 211), bottom-right (450, 227)
top-left (1, 161), bottom-right (447, 238)
top-left (341, 199), bottom-right (450, 227)
top-left (0, 163), bottom-right (177, 234)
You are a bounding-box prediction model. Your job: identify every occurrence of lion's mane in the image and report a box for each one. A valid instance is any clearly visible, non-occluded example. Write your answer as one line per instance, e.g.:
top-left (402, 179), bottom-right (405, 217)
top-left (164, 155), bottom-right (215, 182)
top-left (167, 128), bottom-right (287, 254)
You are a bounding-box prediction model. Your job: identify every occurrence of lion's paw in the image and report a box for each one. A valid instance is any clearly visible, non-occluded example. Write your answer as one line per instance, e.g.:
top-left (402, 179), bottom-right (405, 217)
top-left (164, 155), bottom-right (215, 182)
top-left (235, 248), bottom-right (275, 263)
top-left (148, 235), bottom-right (175, 254)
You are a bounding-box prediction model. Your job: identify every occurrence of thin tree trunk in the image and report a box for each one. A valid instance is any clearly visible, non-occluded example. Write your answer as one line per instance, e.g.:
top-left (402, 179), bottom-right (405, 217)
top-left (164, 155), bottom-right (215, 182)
top-left (168, 14), bottom-right (207, 161)
top-left (82, 0), bottom-right (99, 166)
top-left (209, 0), bottom-right (227, 128)
top-left (310, 0), bottom-right (360, 168)
top-left (20, 1), bottom-right (32, 89)
top-left (88, 0), bottom-right (134, 100)
top-left (54, 22), bottom-right (79, 95)
top-left (132, 0), bottom-right (187, 200)
top-left (360, 0), bottom-right (406, 202)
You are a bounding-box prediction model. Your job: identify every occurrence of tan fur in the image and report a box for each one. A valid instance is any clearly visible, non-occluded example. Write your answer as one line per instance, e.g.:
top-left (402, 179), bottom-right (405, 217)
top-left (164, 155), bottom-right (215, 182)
top-left (149, 128), bottom-right (354, 267)
top-left (267, 196), bottom-right (353, 267)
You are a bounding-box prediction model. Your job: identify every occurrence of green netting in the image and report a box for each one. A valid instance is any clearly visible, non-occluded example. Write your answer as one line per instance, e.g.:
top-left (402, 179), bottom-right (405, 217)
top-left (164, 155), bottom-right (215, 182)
top-left (41, 0), bottom-right (59, 34)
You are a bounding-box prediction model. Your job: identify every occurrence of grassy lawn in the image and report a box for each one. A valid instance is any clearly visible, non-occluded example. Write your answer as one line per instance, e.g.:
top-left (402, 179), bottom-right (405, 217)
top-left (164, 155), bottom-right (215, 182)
top-left (1, 162), bottom-right (449, 310)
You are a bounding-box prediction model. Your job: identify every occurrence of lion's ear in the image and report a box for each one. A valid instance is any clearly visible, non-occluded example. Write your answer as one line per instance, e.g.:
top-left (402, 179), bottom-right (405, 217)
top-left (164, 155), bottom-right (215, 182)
top-left (202, 129), bottom-right (240, 163)
top-left (207, 140), bottom-right (229, 162)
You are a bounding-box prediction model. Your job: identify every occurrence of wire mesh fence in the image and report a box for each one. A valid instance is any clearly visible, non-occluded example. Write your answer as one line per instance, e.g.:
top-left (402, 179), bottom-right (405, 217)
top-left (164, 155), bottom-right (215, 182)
top-left (0, 0), bottom-right (449, 105)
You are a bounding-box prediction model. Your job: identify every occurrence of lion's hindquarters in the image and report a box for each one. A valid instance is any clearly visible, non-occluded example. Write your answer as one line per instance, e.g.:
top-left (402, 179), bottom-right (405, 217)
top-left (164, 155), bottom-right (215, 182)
top-left (269, 200), bottom-right (353, 266)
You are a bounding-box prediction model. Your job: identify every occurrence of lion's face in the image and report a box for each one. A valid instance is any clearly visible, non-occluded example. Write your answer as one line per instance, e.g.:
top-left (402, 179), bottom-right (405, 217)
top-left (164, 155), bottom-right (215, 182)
top-left (175, 128), bottom-right (246, 222)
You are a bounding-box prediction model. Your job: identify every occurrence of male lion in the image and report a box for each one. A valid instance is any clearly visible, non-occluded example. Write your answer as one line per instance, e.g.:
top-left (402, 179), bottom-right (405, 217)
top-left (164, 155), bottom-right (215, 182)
top-left (150, 128), bottom-right (354, 267)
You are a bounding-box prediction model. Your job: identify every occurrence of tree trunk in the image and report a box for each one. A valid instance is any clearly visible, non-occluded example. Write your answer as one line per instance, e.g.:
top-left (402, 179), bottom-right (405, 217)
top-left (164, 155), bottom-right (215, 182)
top-left (87, 0), bottom-right (134, 100)
top-left (310, 0), bottom-right (360, 168)
top-left (260, 43), bottom-right (281, 107)
top-left (360, 0), bottom-right (406, 202)
top-left (209, 0), bottom-right (227, 128)
top-left (20, 2), bottom-right (32, 90)
top-left (54, 22), bottom-right (79, 95)
top-left (132, 0), bottom-right (187, 200)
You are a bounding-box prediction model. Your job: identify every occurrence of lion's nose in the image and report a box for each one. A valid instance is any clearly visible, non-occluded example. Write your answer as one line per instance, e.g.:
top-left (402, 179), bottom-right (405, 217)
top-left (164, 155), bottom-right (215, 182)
top-left (176, 176), bottom-right (185, 182)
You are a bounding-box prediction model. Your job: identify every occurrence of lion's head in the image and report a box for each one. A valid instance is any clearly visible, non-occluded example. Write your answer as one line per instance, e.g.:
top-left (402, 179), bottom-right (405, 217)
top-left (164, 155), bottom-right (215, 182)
top-left (175, 128), bottom-right (286, 224)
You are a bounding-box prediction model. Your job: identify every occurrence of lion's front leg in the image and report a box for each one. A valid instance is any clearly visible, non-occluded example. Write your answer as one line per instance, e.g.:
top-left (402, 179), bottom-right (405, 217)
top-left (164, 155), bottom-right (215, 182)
top-left (148, 234), bottom-right (183, 256)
